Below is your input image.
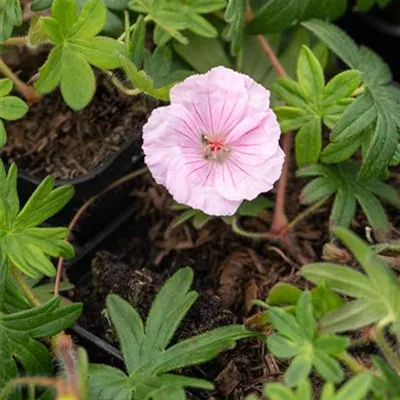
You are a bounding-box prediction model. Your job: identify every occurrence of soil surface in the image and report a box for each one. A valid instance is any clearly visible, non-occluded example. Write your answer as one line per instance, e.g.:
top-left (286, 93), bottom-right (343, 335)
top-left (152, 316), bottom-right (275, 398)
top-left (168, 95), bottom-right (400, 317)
top-left (72, 163), bottom-right (400, 399)
top-left (1, 47), bottom-right (158, 180)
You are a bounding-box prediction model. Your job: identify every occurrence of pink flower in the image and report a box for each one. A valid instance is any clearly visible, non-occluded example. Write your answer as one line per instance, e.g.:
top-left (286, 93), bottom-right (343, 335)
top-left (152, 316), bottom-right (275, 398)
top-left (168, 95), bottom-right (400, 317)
top-left (143, 66), bottom-right (285, 216)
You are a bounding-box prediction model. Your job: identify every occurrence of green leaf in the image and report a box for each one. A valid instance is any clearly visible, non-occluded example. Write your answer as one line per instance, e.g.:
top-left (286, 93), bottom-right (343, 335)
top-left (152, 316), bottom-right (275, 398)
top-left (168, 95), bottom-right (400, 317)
top-left (0, 121), bottom-right (6, 148)
top-left (284, 355), bottom-right (312, 387)
top-left (301, 263), bottom-right (378, 298)
top-left (301, 19), bottom-right (360, 68)
top-left (319, 299), bottom-right (385, 333)
top-left (174, 32), bottom-right (231, 73)
top-left (298, 161), bottom-right (393, 232)
top-left (89, 364), bottom-right (131, 400)
top-left (0, 297), bottom-right (81, 400)
top-left (141, 268), bottom-right (198, 361)
top-left (35, 46), bottom-right (64, 94)
top-left (295, 292), bottom-right (315, 340)
top-left (225, 0), bottom-right (245, 55)
top-left (0, 0), bottom-right (22, 41)
top-left (119, 55), bottom-right (172, 100)
top-left (68, 0), bottom-right (107, 39)
top-left (321, 133), bottom-right (364, 164)
top-left (273, 78), bottom-right (309, 108)
top-left (311, 284), bottom-right (344, 319)
top-left (297, 45), bottom-right (325, 104)
top-left (302, 227), bottom-right (400, 333)
top-left (331, 91), bottom-right (377, 142)
top-left (323, 70), bottom-right (362, 106)
top-left (69, 37), bottom-right (124, 69)
top-left (52, 0), bottom-right (78, 34)
top-left (336, 372), bottom-right (372, 400)
top-left (192, 212), bottom-right (211, 230)
top-left (60, 47), bottom-right (96, 110)
top-left (236, 195), bottom-right (273, 217)
top-left (28, 16), bottom-right (50, 45)
top-left (15, 177), bottom-right (74, 230)
top-left (130, 15), bottom-right (146, 67)
top-left (299, 177), bottom-right (335, 205)
top-left (267, 283), bottom-right (303, 306)
top-left (264, 383), bottom-right (296, 400)
top-left (267, 334), bottom-right (299, 358)
top-left (275, 106), bottom-right (312, 132)
top-left (0, 97), bottom-right (29, 121)
top-left (106, 295), bottom-right (144, 372)
top-left (0, 164), bottom-right (74, 278)
top-left (313, 350), bottom-right (343, 383)
top-left (42, 16), bottom-right (64, 43)
top-left (358, 112), bottom-right (397, 181)
top-left (0, 79), bottom-right (13, 97)
top-left (295, 117), bottom-right (322, 167)
top-left (143, 45), bottom-right (192, 88)
top-left (247, 0), bottom-right (300, 34)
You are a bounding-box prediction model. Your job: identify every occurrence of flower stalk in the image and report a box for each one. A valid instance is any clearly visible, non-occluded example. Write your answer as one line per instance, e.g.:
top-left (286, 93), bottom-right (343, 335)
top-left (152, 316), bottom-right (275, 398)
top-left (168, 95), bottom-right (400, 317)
top-left (0, 57), bottom-right (41, 104)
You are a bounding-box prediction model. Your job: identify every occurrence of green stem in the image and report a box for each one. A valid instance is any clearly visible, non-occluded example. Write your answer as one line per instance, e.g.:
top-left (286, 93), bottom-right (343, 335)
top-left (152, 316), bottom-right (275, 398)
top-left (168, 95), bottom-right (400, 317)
top-left (0, 36), bottom-right (28, 45)
top-left (281, 196), bottom-right (330, 235)
top-left (374, 322), bottom-right (400, 371)
top-left (108, 72), bottom-right (142, 96)
top-left (230, 217), bottom-right (277, 241)
top-left (337, 352), bottom-right (367, 373)
top-left (10, 264), bottom-right (40, 307)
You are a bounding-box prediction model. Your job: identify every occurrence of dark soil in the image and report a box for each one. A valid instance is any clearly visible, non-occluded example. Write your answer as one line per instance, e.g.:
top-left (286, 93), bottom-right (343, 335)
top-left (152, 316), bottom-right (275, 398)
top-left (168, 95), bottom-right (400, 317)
top-left (0, 47), bottom-right (158, 180)
top-left (71, 163), bottom-right (400, 399)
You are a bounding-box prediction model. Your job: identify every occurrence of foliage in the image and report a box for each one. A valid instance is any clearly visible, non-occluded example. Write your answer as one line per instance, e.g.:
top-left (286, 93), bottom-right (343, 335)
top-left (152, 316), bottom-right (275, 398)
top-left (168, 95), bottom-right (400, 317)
top-left (0, 160), bottom-right (74, 284)
top-left (89, 268), bottom-right (255, 399)
top-left (246, 0), bottom-right (347, 35)
top-left (33, 0), bottom-right (125, 110)
top-left (266, 291), bottom-right (349, 386)
top-left (355, 0), bottom-right (393, 11)
top-left (302, 227), bottom-right (400, 337)
top-left (246, 373), bottom-right (373, 400)
top-left (249, 228), bottom-right (400, 398)
top-left (302, 20), bottom-right (400, 181)
top-left (0, 79), bottom-right (28, 148)
top-left (274, 45), bottom-right (361, 167)
top-left (171, 195), bottom-right (273, 230)
top-left (129, 0), bottom-right (226, 45)
top-left (297, 162), bottom-right (400, 232)
top-left (0, 0), bottom-right (22, 41)
top-left (120, 15), bottom-right (192, 100)
top-left (30, 0), bottom-right (129, 37)
top-left (0, 297), bottom-right (82, 400)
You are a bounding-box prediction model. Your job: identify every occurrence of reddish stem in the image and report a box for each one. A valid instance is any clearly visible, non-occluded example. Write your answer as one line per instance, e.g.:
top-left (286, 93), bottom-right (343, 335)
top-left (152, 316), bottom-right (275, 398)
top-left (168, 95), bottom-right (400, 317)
top-left (256, 35), bottom-right (292, 235)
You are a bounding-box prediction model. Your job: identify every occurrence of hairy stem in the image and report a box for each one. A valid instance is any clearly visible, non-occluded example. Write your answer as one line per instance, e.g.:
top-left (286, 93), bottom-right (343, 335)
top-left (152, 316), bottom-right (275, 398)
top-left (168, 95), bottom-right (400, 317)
top-left (374, 322), bottom-right (400, 371)
top-left (10, 263), bottom-right (40, 307)
top-left (0, 37), bottom-right (28, 45)
top-left (337, 352), bottom-right (367, 373)
top-left (230, 217), bottom-right (278, 241)
top-left (0, 57), bottom-right (41, 103)
top-left (54, 167), bottom-right (148, 295)
top-left (255, 36), bottom-right (292, 235)
top-left (108, 72), bottom-right (142, 96)
top-left (281, 196), bottom-right (330, 235)
top-left (0, 377), bottom-right (59, 400)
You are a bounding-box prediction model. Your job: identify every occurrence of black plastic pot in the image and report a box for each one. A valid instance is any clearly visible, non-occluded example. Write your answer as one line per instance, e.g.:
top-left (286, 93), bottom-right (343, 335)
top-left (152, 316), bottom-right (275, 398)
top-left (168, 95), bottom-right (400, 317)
top-left (14, 135), bottom-right (144, 243)
top-left (339, 2), bottom-right (400, 81)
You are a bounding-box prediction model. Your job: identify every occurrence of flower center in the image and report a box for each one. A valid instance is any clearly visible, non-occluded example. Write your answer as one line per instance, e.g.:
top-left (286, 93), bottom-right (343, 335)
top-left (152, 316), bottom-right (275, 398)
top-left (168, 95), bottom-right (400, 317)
top-left (201, 133), bottom-right (230, 162)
